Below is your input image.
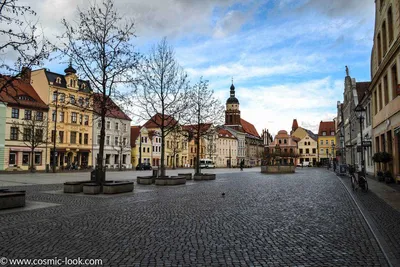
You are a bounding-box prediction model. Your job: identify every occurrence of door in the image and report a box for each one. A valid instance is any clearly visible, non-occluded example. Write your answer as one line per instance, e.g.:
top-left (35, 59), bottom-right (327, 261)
top-left (9, 152), bottom-right (16, 166)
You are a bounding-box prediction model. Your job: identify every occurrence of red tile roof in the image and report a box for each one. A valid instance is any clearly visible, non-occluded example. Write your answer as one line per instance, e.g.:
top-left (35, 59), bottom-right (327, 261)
top-left (182, 123), bottom-right (212, 133)
top-left (93, 94), bottom-right (131, 121)
top-left (0, 77), bottom-right (48, 110)
top-left (292, 119), bottom-right (298, 131)
top-left (143, 113), bottom-right (177, 129)
top-left (318, 121), bottom-right (335, 136)
top-left (218, 128), bottom-right (236, 139)
top-left (130, 126), bottom-right (141, 148)
top-left (240, 118), bottom-right (260, 138)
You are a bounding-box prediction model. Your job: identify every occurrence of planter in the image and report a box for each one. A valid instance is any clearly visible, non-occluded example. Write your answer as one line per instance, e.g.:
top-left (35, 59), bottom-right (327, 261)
top-left (137, 176), bottom-right (154, 185)
top-left (155, 176), bottom-right (186, 186)
top-left (261, 165), bottom-right (295, 173)
top-left (103, 181), bottom-right (134, 194)
top-left (83, 183), bottom-right (101, 195)
top-left (0, 190), bottom-right (26, 210)
top-left (64, 181), bottom-right (92, 193)
top-left (178, 173), bottom-right (192, 180)
top-left (193, 173), bottom-right (216, 181)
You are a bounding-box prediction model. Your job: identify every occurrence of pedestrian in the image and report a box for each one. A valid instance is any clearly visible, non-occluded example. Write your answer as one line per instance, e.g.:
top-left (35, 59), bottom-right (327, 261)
top-left (240, 159), bottom-right (244, 171)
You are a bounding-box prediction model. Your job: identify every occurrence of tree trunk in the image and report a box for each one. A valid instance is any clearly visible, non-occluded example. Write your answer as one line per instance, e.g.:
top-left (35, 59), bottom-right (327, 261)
top-left (160, 128), bottom-right (166, 177)
top-left (30, 148), bottom-right (35, 173)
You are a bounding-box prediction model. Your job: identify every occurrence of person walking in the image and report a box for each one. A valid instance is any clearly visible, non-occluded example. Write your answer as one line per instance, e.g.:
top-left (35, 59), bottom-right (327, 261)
top-left (240, 159), bottom-right (244, 171)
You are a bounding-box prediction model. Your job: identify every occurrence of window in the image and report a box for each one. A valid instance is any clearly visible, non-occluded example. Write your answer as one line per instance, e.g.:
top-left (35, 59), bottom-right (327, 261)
top-left (70, 132), bottom-right (77, 144)
top-left (55, 77), bottom-right (61, 84)
top-left (392, 64), bottom-right (398, 100)
top-left (124, 124), bottom-right (127, 132)
top-left (97, 121), bottom-right (101, 128)
top-left (325, 140), bottom-right (328, 145)
top-left (143, 147), bottom-right (145, 153)
top-left (306, 149), bottom-right (309, 154)
top-left (51, 130), bottom-right (56, 142)
top-left (59, 131), bottom-right (64, 143)
top-left (78, 97), bottom-right (83, 106)
top-left (84, 115), bottom-right (89, 126)
top-left (35, 129), bottom-right (43, 142)
top-left (123, 138), bottom-right (127, 145)
top-left (34, 152), bottom-right (41, 165)
top-left (23, 128), bottom-right (31, 141)
top-left (107, 121), bottom-right (110, 129)
top-left (331, 140), bottom-right (334, 145)
top-left (106, 136), bottom-right (110, 145)
top-left (382, 21), bottom-right (387, 56)
top-left (24, 110), bottom-right (32, 120)
top-left (52, 110), bottom-right (56, 122)
top-left (22, 152), bottom-right (29, 165)
top-left (123, 155), bottom-right (127, 164)
top-left (70, 95), bottom-right (75, 104)
top-left (78, 114), bottom-right (82, 124)
top-left (384, 75), bottom-right (389, 105)
top-left (52, 91), bottom-right (58, 102)
top-left (330, 131), bottom-right (334, 136)
top-left (9, 152), bottom-right (16, 165)
top-left (10, 127), bottom-right (18, 140)
top-left (59, 93), bottom-right (65, 103)
top-left (115, 137), bottom-right (118, 146)
top-left (114, 155), bottom-right (119, 164)
top-left (97, 135), bottom-right (101, 145)
top-left (322, 131), bottom-right (326, 136)
top-left (312, 148), bottom-right (316, 154)
top-left (320, 140), bottom-right (323, 145)
top-left (299, 149), bottom-right (303, 154)
top-left (105, 154), bottom-right (110, 164)
top-left (377, 33), bottom-right (382, 64)
top-left (283, 139), bottom-right (287, 144)
top-left (84, 133), bottom-right (88, 145)
top-left (79, 133), bottom-right (82, 144)
top-left (115, 123), bottom-right (119, 130)
top-left (59, 112), bottom-right (64, 123)
top-left (71, 112), bottom-right (77, 123)
top-left (147, 147), bottom-right (150, 153)
top-left (36, 111), bottom-right (43, 121)
top-left (11, 108), bottom-right (19, 119)
top-left (378, 83), bottom-right (383, 111)
top-left (388, 7), bottom-right (393, 44)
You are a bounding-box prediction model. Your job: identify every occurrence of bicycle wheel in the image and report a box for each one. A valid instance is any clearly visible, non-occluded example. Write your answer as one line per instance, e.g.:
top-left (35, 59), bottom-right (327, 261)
top-left (351, 175), bottom-right (355, 191)
top-left (363, 179), bottom-right (368, 192)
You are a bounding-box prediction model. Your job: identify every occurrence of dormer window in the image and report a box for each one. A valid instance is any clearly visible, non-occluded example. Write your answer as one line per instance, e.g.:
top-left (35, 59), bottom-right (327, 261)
top-left (69, 79), bottom-right (73, 87)
top-left (82, 83), bottom-right (86, 90)
top-left (331, 131), bottom-right (335, 136)
top-left (55, 77), bottom-right (61, 84)
top-left (322, 131), bottom-right (326, 136)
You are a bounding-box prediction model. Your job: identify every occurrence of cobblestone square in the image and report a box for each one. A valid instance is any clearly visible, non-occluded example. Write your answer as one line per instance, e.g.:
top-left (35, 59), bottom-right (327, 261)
top-left (0, 169), bottom-right (391, 266)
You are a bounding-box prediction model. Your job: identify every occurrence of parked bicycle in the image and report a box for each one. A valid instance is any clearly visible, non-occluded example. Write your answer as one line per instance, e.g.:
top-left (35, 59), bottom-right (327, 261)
top-left (348, 164), bottom-right (368, 192)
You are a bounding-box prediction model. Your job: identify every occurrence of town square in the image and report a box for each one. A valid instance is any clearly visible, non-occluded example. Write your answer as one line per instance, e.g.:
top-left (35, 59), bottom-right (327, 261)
top-left (1, 0), bottom-right (400, 266)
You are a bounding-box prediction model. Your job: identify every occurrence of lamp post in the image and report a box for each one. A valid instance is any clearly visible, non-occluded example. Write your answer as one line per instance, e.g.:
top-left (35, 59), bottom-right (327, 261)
top-left (355, 105), bottom-right (366, 177)
top-left (340, 133), bottom-right (344, 164)
top-left (52, 90), bottom-right (58, 173)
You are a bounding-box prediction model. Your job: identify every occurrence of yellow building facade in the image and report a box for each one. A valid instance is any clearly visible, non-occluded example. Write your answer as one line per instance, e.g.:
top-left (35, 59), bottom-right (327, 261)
top-left (31, 66), bottom-right (93, 169)
top-left (317, 121), bottom-right (336, 164)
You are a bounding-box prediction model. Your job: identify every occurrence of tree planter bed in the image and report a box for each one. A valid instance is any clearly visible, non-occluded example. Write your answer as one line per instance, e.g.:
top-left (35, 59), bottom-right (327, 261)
top-left (137, 176), bottom-right (154, 185)
top-left (178, 173), bottom-right (193, 180)
top-left (103, 181), bottom-right (134, 194)
top-left (83, 183), bottom-right (101, 195)
top-left (64, 181), bottom-right (92, 193)
top-left (155, 176), bottom-right (186, 186)
top-left (0, 190), bottom-right (26, 210)
top-left (193, 173), bottom-right (216, 181)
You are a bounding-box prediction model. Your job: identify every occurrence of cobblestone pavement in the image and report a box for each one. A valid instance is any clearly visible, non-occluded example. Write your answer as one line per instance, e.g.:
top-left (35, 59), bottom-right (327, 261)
top-left (0, 169), bottom-right (389, 266)
top-left (339, 174), bottom-right (400, 265)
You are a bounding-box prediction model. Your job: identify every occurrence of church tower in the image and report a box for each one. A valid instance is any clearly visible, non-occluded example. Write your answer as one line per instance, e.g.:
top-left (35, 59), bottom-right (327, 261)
top-left (225, 82), bottom-right (241, 128)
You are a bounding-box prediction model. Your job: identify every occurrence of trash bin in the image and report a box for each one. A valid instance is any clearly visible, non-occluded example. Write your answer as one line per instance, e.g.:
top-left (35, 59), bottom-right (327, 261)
top-left (91, 170), bottom-right (97, 181)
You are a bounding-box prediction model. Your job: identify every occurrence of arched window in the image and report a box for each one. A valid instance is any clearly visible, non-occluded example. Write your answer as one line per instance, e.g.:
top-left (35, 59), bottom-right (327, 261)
top-left (387, 7), bottom-right (393, 44)
top-left (69, 79), bottom-right (73, 87)
top-left (55, 77), bottom-right (61, 84)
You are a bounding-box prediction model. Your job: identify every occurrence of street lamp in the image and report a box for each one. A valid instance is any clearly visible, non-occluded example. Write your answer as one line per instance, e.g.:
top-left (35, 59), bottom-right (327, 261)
top-left (355, 105), bottom-right (366, 177)
top-left (52, 90), bottom-right (58, 173)
top-left (340, 133), bottom-right (344, 164)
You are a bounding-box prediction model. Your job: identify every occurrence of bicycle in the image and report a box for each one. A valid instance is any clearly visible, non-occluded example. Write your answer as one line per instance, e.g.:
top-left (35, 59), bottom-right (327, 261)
top-left (348, 165), bottom-right (368, 192)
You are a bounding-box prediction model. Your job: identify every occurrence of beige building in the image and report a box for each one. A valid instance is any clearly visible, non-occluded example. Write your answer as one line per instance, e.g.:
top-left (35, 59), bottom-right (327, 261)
top-left (291, 120), bottom-right (318, 165)
top-left (31, 65), bottom-right (93, 169)
top-left (216, 128), bottom-right (238, 167)
top-left (0, 76), bottom-right (49, 171)
top-left (130, 126), bottom-right (152, 167)
top-left (370, 0), bottom-right (400, 181)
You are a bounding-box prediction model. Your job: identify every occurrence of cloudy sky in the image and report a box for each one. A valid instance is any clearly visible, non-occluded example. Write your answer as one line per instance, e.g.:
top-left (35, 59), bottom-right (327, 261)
top-left (18, 0), bottom-right (375, 136)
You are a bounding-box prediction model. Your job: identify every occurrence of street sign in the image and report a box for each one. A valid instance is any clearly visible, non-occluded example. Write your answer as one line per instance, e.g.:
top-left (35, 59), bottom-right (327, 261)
top-left (362, 141), bottom-right (372, 147)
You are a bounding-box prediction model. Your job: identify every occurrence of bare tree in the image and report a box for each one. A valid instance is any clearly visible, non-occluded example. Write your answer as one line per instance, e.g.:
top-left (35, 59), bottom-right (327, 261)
top-left (188, 78), bottom-right (224, 174)
top-left (135, 38), bottom-right (190, 177)
top-left (60, 0), bottom-right (139, 185)
top-left (0, 0), bottom-right (50, 95)
top-left (205, 129), bottom-right (217, 160)
top-left (12, 112), bottom-right (48, 172)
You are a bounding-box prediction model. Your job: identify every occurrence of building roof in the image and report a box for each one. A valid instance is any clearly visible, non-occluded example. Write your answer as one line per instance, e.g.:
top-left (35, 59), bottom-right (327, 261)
top-left (356, 82), bottom-right (370, 102)
top-left (218, 128), bottom-right (236, 139)
top-left (130, 126), bottom-right (141, 148)
top-left (304, 129), bottom-right (318, 141)
top-left (318, 121), bottom-right (335, 136)
top-left (182, 123), bottom-right (212, 133)
top-left (240, 118), bottom-right (260, 138)
top-left (41, 68), bottom-right (92, 93)
top-left (0, 77), bottom-right (48, 110)
top-left (93, 94), bottom-right (131, 121)
top-left (143, 113), bottom-right (177, 129)
top-left (226, 83), bottom-right (239, 104)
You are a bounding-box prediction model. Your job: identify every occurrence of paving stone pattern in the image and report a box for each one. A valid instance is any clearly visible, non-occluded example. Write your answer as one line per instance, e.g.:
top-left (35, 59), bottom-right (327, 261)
top-left (0, 169), bottom-right (388, 266)
top-left (340, 175), bottom-right (400, 264)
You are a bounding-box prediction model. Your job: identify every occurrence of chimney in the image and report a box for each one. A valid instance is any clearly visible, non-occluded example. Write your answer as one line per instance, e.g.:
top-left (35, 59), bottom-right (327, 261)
top-left (21, 67), bottom-right (31, 84)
